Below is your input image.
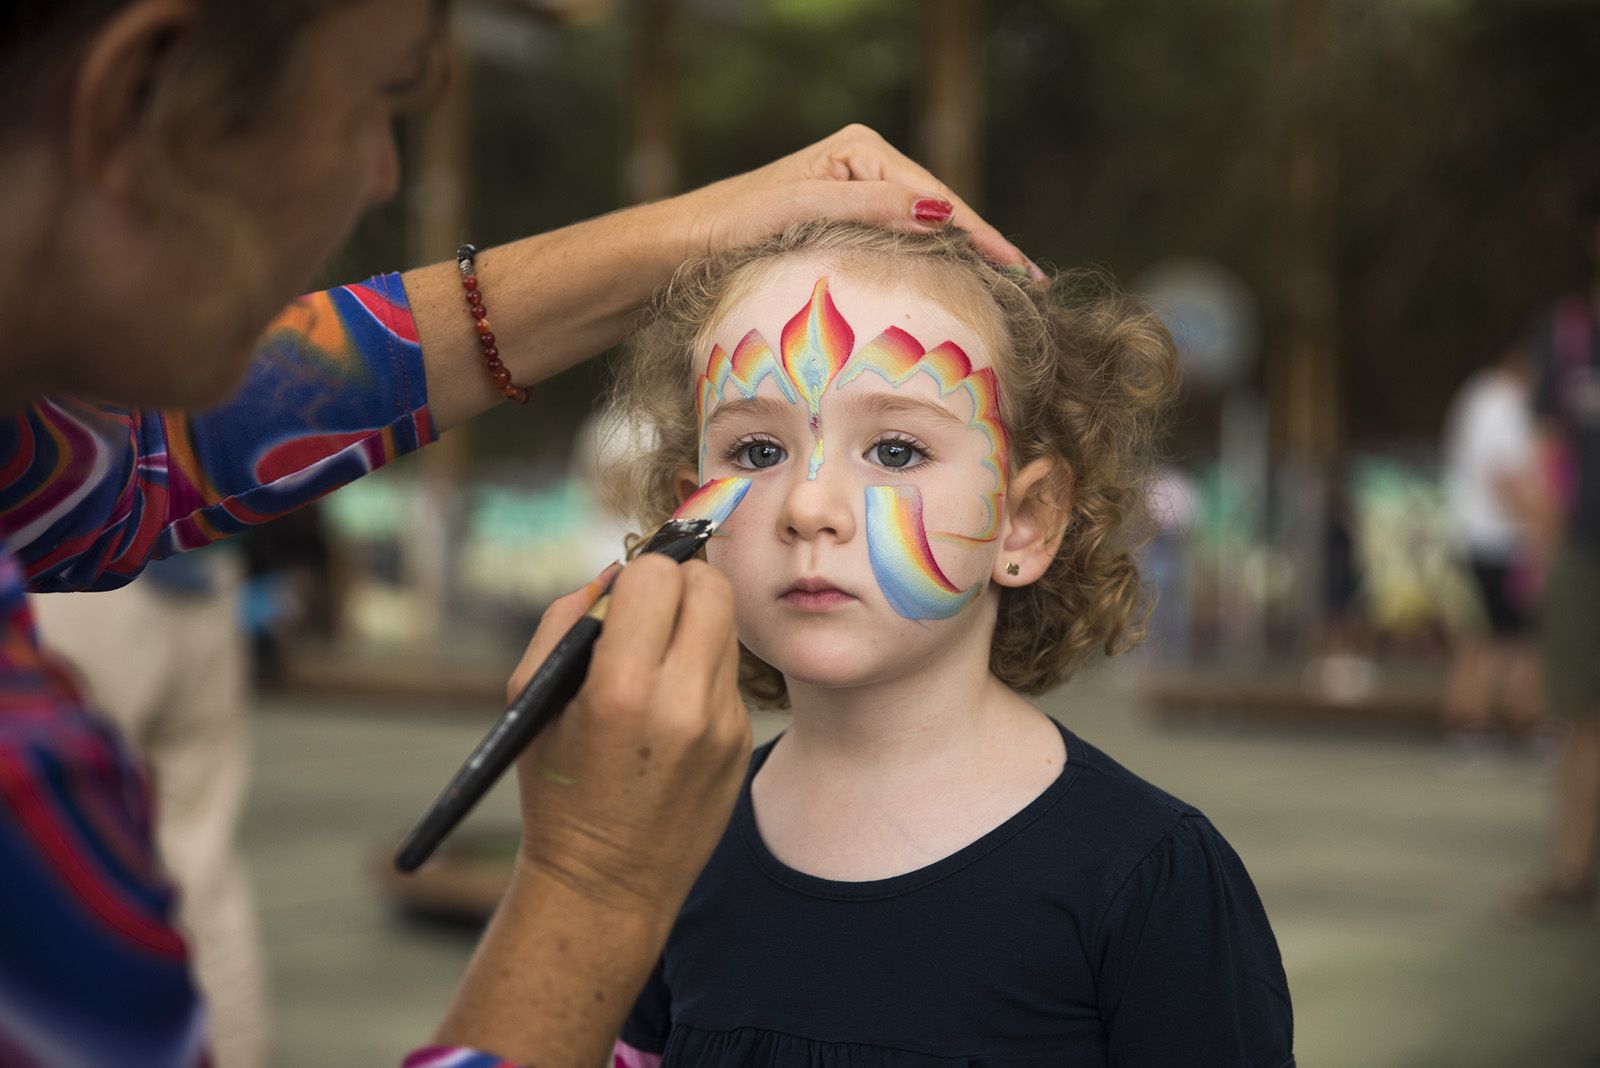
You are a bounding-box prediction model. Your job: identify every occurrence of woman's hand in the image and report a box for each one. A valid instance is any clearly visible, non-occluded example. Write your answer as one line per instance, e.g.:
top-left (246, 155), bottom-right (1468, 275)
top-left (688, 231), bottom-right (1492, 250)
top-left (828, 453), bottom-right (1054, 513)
top-left (678, 123), bottom-right (1042, 280)
top-left (505, 554), bottom-right (750, 912)
top-left (432, 555), bottom-right (748, 1064)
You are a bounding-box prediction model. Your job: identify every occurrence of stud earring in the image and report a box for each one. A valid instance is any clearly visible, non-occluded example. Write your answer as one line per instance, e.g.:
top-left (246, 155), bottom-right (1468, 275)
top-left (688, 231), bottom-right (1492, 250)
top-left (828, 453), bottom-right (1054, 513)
top-left (1005, 562), bottom-right (1020, 576)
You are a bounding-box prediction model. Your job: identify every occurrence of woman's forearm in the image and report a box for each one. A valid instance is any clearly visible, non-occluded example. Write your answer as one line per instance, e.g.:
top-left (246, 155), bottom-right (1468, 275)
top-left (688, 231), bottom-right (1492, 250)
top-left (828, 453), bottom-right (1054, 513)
top-left (407, 124), bottom-right (1038, 433)
top-left (409, 197), bottom-right (695, 434)
top-left (430, 849), bottom-right (678, 1065)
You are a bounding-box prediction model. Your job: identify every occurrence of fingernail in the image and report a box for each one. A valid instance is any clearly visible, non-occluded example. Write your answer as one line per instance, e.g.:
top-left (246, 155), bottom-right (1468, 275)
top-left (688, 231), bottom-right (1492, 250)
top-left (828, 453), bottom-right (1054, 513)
top-left (1026, 259), bottom-right (1047, 283)
top-left (1004, 263), bottom-right (1029, 280)
top-left (912, 197), bottom-right (954, 225)
top-left (581, 561), bottom-right (622, 602)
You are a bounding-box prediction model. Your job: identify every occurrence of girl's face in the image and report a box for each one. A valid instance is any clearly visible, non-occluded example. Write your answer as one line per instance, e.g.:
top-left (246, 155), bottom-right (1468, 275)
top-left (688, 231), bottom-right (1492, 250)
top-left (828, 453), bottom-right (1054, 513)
top-left (693, 257), bottom-right (1011, 691)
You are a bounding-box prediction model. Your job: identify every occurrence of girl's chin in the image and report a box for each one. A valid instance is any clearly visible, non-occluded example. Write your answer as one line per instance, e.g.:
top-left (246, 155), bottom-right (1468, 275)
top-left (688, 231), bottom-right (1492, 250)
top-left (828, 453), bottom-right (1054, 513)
top-left (753, 640), bottom-right (905, 691)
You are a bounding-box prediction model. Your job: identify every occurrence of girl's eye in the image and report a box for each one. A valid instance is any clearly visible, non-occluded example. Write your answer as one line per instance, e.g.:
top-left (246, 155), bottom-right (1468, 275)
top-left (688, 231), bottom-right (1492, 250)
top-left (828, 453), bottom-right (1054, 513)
top-left (734, 440), bottom-right (787, 470)
top-left (870, 438), bottom-right (927, 469)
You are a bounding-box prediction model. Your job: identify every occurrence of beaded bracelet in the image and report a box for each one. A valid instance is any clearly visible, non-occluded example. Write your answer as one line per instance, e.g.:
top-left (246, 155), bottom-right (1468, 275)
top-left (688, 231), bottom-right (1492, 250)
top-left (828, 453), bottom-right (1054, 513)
top-left (455, 244), bottom-right (530, 405)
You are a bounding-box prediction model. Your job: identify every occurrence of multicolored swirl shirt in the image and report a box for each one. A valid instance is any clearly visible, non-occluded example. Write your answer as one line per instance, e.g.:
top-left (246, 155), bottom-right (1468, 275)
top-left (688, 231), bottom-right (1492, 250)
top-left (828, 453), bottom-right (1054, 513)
top-left (0, 274), bottom-right (454, 1067)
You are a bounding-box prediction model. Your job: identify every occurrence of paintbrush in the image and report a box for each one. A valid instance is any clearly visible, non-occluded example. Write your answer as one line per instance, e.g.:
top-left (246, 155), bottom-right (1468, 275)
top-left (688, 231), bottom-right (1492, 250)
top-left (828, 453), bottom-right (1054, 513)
top-left (393, 477), bottom-right (752, 873)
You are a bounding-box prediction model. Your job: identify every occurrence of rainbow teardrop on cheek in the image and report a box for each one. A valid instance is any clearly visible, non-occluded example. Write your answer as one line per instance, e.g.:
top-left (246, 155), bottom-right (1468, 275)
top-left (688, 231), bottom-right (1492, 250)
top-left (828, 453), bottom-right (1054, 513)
top-left (864, 485), bottom-right (980, 621)
top-left (673, 476), bottom-right (753, 527)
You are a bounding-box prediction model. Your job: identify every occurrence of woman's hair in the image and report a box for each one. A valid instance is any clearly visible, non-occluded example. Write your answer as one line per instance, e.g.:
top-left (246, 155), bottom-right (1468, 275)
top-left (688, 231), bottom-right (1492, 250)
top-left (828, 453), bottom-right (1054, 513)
top-left (607, 221), bottom-right (1180, 704)
top-left (0, 0), bottom-right (436, 142)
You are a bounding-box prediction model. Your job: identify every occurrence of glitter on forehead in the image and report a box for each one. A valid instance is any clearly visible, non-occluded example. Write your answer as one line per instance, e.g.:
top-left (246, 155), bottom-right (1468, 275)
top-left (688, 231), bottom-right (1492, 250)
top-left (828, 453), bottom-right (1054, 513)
top-left (864, 485), bottom-right (981, 621)
top-left (780, 278), bottom-right (854, 479)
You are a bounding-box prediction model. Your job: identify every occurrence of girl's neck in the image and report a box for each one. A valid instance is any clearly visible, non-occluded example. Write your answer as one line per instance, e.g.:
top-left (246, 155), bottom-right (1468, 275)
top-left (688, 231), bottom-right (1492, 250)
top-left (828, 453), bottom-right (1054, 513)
top-left (777, 613), bottom-right (1020, 778)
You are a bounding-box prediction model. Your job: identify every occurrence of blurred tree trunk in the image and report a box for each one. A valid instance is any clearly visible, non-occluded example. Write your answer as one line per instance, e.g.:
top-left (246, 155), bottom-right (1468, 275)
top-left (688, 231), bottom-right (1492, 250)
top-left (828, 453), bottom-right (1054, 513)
top-left (407, 21), bottom-right (473, 648)
top-left (627, 0), bottom-right (680, 202)
top-left (1278, 0), bottom-right (1340, 462)
top-left (1275, 0), bottom-right (1343, 653)
top-left (919, 0), bottom-right (983, 207)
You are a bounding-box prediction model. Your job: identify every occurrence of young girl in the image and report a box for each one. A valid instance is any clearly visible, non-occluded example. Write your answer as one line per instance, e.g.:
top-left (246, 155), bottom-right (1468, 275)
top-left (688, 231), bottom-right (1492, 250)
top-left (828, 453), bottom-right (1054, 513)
top-left (604, 223), bottom-right (1294, 1067)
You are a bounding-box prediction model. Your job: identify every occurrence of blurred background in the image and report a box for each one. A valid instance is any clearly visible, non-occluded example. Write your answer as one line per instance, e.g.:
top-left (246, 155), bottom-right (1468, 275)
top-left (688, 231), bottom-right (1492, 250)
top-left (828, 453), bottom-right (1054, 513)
top-left (46, 0), bottom-right (1600, 1064)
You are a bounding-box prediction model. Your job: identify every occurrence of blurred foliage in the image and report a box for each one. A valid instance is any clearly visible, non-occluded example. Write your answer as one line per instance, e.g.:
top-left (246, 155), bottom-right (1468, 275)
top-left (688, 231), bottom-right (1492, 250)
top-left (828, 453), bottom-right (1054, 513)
top-left (325, 0), bottom-right (1600, 467)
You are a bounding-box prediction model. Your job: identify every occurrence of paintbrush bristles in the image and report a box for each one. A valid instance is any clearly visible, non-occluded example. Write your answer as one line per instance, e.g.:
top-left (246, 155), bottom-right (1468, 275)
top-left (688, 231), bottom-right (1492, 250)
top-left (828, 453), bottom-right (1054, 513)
top-left (671, 476), bottom-right (752, 528)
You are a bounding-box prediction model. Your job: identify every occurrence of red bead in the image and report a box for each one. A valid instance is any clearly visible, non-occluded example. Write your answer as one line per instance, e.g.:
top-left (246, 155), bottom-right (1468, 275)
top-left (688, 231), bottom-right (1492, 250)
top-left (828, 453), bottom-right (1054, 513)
top-left (470, 305), bottom-right (487, 320)
top-left (475, 318), bottom-right (493, 335)
top-left (513, 387), bottom-right (530, 405)
top-left (479, 332), bottom-right (496, 348)
top-left (490, 367), bottom-right (512, 387)
top-left (465, 290), bottom-right (482, 306)
top-left (482, 346), bottom-right (498, 360)
top-left (484, 357), bottom-right (504, 371)
top-left (463, 276), bottom-right (478, 290)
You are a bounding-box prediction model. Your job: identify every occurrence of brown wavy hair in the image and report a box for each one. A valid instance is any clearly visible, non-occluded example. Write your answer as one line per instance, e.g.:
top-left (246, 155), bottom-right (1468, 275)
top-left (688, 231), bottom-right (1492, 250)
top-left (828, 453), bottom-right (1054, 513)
top-left (606, 221), bottom-right (1179, 705)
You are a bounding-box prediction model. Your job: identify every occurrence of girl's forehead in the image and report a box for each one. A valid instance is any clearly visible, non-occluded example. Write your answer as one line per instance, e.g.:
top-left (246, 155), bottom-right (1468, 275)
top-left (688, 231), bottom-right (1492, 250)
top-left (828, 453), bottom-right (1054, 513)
top-left (696, 257), bottom-right (999, 379)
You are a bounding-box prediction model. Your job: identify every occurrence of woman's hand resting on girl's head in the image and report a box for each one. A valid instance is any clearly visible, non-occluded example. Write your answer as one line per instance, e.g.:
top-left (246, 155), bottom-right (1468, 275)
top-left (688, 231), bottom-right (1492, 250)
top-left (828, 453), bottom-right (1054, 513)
top-left (677, 124), bottom-right (1044, 281)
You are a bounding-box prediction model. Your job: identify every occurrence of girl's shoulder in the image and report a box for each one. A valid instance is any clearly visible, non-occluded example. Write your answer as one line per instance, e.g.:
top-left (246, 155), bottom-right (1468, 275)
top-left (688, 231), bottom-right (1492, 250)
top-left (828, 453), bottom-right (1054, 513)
top-left (1038, 722), bottom-right (1241, 892)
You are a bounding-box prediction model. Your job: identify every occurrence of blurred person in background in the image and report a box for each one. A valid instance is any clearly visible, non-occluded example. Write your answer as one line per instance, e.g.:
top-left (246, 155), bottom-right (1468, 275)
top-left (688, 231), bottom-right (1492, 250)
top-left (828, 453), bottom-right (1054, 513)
top-left (1139, 463), bottom-right (1199, 668)
top-left (1511, 189), bottom-right (1600, 919)
top-left (0, 0), bottom-right (1034, 1064)
top-left (1440, 344), bottom-right (1542, 754)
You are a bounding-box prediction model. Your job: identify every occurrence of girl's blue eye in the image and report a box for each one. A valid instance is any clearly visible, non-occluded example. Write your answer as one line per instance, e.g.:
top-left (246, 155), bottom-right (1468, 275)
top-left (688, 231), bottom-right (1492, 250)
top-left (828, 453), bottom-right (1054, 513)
top-left (872, 439), bottom-right (924, 469)
top-left (738, 441), bottom-right (786, 469)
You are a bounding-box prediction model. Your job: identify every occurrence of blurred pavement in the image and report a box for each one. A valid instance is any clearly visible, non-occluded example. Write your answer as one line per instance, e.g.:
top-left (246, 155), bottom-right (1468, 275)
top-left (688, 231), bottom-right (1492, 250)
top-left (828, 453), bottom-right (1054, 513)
top-left (244, 667), bottom-right (1600, 1067)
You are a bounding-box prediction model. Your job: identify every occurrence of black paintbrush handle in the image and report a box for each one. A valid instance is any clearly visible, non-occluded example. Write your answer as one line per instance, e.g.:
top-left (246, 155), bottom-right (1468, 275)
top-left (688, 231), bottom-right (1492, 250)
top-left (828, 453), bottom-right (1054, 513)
top-left (393, 611), bottom-right (602, 873)
top-left (392, 518), bottom-right (717, 875)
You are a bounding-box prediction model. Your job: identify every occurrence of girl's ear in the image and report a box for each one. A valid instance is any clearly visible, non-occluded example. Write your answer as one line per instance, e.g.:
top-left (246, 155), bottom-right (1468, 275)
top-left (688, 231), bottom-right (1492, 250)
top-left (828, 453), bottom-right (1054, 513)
top-left (675, 467), bottom-right (701, 507)
top-left (993, 457), bottom-right (1072, 588)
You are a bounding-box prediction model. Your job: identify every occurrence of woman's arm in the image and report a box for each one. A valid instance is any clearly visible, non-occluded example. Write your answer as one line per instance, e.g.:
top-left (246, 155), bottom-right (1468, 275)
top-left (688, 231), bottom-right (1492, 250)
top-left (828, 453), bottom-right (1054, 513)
top-left (4, 275), bottom-right (431, 593)
top-left (5, 126), bottom-right (1027, 590)
top-left (412, 124), bottom-right (1035, 433)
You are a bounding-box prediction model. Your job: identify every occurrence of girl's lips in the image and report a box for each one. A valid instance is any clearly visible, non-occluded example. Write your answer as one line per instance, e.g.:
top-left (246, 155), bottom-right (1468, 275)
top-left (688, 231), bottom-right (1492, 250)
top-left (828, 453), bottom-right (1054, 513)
top-left (779, 581), bottom-right (856, 612)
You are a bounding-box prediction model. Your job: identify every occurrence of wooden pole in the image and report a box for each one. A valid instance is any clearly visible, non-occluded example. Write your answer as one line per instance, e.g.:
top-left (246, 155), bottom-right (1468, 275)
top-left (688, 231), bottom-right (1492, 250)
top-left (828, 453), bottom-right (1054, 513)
top-left (406, 21), bottom-right (473, 648)
top-left (1279, 0), bottom-right (1340, 462)
top-left (626, 0), bottom-right (680, 203)
top-left (919, 0), bottom-right (984, 207)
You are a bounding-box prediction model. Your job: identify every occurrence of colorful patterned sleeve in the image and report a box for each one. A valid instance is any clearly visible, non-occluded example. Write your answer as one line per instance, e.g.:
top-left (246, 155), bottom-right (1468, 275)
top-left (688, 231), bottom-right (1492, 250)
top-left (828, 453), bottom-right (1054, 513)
top-left (402, 1047), bottom-right (523, 1067)
top-left (0, 272), bottom-right (435, 592)
top-left (399, 1040), bottom-right (660, 1068)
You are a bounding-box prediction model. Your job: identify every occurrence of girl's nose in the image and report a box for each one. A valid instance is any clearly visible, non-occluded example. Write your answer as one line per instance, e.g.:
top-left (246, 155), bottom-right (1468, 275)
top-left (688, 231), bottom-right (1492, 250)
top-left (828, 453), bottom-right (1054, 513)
top-left (778, 467), bottom-right (857, 545)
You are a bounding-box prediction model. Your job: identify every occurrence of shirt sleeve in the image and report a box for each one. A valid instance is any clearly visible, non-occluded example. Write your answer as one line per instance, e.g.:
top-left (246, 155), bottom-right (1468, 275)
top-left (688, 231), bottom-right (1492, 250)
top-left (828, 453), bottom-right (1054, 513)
top-left (1095, 815), bottom-right (1296, 1068)
top-left (402, 1046), bottom-right (522, 1067)
top-left (0, 273), bottom-right (436, 593)
top-left (0, 702), bottom-right (206, 1067)
top-left (618, 955), bottom-right (672, 1056)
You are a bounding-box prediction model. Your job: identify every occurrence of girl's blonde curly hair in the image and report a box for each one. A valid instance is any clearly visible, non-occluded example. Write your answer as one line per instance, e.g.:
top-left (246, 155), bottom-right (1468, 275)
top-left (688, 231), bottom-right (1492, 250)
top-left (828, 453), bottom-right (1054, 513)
top-left (605, 221), bottom-right (1178, 705)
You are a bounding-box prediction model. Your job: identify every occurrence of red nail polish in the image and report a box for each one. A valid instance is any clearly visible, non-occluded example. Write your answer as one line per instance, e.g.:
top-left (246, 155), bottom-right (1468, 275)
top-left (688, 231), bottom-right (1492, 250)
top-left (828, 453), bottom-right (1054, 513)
top-left (913, 198), bottom-right (954, 225)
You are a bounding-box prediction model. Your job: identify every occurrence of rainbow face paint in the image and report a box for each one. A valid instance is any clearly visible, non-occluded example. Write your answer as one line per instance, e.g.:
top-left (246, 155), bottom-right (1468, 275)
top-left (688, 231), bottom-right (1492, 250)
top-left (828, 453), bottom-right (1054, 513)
top-left (836, 328), bottom-right (1010, 546)
top-left (779, 279), bottom-right (854, 479)
top-left (695, 276), bottom-right (1014, 623)
top-left (697, 332), bottom-right (796, 478)
top-left (673, 476), bottom-right (753, 526)
top-left (864, 485), bottom-right (981, 621)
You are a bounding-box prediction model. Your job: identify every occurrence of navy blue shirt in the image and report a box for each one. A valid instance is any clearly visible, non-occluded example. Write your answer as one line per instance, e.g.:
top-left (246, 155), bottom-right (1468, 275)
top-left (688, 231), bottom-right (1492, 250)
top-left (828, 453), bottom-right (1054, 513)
top-left (622, 717), bottom-right (1294, 1066)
